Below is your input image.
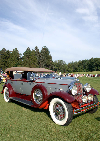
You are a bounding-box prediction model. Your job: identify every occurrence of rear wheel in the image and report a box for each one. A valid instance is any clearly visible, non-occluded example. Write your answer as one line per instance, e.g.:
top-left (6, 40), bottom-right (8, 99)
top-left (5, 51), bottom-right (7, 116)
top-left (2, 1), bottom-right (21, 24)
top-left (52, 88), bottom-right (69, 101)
top-left (33, 89), bottom-right (43, 104)
top-left (88, 95), bottom-right (98, 114)
top-left (49, 98), bottom-right (73, 126)
top-left (4, 87), bottom-right (11, 102)
top-left (32, 84), bottom-right (48, 106)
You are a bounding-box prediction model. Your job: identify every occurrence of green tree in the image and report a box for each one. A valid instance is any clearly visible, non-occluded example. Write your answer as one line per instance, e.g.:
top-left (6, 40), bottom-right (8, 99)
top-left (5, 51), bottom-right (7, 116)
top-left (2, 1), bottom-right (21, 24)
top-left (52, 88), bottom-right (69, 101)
top-left (39, 46), bottom-right (52, 69)
top-left (22, 47), bottom-right (32, 67)
top-left (22, 47), bottom-right (38, 67)
top-left (35, 46), bottom-right (40, 67)
top-left (94, 58), bottom-right (100, 71)
top-left (88, 58), bottom-right (95, 72)
top-left (53, 60), bottom-right (67, 73)
top-left (0, 48), bottom-right (11, 71)
top-left (30, 49), bottom-right (39, 67)
top-left (72, 61), bottom-right (78, 72)
top-left (67, 63), bottom-right (73, 73)
top-left (81, 60), bottom-right (88, 72)
top-left (7, 48), bottom-right (20, 68)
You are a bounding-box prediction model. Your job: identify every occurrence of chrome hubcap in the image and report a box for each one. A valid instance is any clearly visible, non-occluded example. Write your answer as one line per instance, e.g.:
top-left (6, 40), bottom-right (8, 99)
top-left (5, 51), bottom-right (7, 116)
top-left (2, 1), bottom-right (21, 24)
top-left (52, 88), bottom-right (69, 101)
top-left (53, 102), bottom-right (65, 121)
top-left (33, 89), bottom-right (43, 104)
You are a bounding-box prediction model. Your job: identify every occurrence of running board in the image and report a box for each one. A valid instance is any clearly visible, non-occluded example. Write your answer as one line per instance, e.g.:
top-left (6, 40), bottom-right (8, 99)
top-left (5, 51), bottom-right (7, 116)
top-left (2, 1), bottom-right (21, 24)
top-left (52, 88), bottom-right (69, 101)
top-left (11, 97), bottom-right (33, 106)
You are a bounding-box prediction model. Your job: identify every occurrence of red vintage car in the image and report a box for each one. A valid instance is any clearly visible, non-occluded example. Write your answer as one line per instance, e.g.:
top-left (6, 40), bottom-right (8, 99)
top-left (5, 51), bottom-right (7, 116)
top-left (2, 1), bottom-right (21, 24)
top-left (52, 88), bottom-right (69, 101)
top-left (2, 67), bottom-right (99, 126)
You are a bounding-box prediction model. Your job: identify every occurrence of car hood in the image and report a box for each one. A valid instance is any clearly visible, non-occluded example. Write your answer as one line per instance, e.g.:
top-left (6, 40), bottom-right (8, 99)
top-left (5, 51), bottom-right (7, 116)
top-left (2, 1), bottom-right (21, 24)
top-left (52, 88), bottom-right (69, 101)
top-left (35, 78), bottom-right (76, 85)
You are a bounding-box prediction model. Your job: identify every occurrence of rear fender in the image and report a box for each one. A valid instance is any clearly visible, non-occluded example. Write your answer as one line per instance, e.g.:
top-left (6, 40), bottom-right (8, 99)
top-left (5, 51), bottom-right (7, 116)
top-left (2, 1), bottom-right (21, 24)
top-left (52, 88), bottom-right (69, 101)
top-left (4, 83), bottom-right (16, 97)
top-left (1, 84), bottom-right (7, 94)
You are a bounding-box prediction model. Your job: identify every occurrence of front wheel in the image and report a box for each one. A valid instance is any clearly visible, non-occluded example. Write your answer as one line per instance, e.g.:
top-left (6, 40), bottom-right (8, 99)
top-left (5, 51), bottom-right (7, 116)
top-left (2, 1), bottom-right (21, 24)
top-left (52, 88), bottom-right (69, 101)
top-left (4, 87), bottom-right (11, 102)
top-left (49, 98), bottom-right (73, 126)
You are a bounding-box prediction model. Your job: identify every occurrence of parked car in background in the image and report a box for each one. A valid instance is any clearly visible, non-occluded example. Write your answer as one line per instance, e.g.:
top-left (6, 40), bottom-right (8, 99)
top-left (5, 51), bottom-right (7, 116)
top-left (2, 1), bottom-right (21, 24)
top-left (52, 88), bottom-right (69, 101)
top-left (2, 67), bottom-right (99, 126)
top-left (58, 76), bottom-right (77, 80)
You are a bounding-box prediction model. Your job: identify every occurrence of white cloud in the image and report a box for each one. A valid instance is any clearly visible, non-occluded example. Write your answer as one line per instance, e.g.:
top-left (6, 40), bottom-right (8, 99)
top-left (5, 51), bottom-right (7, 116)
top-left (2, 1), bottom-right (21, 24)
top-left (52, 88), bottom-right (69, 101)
top-left (0, 19), bottom-right (26, 32)
top-left (76, 8), bottom-right (90, 15)
top-left (76, 0), bottom-right (99, 25)
top-left (83, 15), bottom-right (98, 22)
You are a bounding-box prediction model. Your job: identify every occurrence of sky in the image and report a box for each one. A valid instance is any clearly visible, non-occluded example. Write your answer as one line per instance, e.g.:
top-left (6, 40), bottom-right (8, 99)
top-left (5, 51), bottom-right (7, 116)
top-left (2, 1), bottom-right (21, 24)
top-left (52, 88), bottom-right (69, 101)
top-left (0, 0), bottom-right (100, 64)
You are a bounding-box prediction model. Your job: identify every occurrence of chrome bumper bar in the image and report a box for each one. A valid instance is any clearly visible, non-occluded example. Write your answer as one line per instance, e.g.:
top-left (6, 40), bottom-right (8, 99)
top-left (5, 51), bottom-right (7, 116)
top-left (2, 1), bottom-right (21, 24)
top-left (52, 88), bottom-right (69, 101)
top-left (74, 102), bottom-right (99, 115)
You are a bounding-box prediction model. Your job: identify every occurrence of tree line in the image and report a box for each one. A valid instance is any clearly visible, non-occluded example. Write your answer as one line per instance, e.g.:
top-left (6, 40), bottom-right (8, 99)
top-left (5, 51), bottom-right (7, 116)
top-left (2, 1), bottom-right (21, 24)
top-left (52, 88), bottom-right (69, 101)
top-left (0, 46), bottom-right (100, 73)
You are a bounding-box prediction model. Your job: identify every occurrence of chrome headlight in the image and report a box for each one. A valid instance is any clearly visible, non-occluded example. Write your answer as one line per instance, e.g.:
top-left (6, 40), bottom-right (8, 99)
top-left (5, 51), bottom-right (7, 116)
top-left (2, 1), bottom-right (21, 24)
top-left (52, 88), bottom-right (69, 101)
top-left (69, 85), bottom-right (77, 95)
top-left (82, 94), bottom-right (93, 103)
top-left (84, 83), bottom-right (91, 92)
top-left (82, 95), bottom-right (88, 103)
top-left (88, 94), bottom-right (93, 101)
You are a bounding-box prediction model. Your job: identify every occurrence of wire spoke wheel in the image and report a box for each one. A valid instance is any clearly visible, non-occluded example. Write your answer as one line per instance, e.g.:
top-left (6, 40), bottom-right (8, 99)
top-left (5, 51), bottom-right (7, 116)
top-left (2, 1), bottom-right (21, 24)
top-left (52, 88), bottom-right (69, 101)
top-left (33, 89), bottom-right (43, 104)
top-left (53, 103), bottom-right (65, 121)
top-left (49, 98), bottom-right (73, 126)
top-left (4, 87), bottom-right (11, 102)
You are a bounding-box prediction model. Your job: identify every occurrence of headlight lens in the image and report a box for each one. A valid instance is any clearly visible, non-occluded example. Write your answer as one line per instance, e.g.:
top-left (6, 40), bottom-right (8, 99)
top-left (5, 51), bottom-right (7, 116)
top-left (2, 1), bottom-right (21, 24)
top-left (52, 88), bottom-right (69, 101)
top-left (88, 94), bottom-right (93, 101)
top-left (82, 95), bottom-right (88, 103)
top-left (82, 94), bottom-right (93, 103)
top-left (69, 85), bottom-right (77, 95)
top-left (84, 83), bottom-right (91, 92)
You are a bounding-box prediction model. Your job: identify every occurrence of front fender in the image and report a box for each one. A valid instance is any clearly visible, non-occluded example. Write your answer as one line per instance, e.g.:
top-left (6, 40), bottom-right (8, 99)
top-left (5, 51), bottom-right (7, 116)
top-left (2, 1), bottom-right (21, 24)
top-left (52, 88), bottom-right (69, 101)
top-left (38, 91), bottom-right (75, 109)
top-left (89, 88), bottom-right (99, 96)
top-left (49, 91), bottom-right (75, 103)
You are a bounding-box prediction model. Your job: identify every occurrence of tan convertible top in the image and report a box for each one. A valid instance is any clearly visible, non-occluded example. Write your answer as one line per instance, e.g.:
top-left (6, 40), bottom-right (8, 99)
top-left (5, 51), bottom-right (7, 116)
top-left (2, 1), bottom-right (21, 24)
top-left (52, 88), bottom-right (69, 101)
top-left (5, 67), bottom-right (54, 73)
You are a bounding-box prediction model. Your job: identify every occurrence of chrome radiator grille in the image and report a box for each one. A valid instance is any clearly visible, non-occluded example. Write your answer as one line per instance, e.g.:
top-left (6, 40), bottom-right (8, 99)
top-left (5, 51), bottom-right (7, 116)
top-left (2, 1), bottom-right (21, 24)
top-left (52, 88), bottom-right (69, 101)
top-left (75, 82), bottom-right (83, 94)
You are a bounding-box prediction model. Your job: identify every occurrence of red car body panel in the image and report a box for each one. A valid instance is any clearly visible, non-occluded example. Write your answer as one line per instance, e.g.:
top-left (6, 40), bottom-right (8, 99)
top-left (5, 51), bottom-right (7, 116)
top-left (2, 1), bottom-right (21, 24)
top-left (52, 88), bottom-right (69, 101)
top-left (3, 83), bottom-right (75, 109)
top-left (89, 88), bottom-right (99, 95)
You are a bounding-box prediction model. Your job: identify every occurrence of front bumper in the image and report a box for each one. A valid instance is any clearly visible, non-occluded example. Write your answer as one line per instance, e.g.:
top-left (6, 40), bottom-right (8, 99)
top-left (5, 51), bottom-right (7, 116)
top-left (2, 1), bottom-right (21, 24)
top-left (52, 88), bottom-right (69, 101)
top-left (73, 102), bottom-right (99, 115)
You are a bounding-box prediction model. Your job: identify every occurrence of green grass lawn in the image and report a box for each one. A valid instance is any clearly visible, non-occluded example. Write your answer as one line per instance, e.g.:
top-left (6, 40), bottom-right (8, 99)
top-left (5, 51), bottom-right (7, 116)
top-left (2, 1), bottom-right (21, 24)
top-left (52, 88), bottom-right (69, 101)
top-left (0, 77), bottom-right (100, 141)
top-left (72, 71), bottom-right (100, 75)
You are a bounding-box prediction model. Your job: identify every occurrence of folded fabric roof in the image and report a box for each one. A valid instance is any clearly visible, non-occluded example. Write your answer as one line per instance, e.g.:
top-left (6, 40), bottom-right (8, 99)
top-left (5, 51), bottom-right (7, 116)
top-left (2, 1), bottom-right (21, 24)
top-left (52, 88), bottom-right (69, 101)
top-left (5, 67), bottom-right (54, 73)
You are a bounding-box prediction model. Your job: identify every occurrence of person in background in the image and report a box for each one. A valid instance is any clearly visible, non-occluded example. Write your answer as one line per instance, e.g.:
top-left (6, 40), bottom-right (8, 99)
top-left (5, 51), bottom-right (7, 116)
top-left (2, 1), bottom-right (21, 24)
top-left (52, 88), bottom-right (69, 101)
top-left (0, 74), bottom-right (1, 83)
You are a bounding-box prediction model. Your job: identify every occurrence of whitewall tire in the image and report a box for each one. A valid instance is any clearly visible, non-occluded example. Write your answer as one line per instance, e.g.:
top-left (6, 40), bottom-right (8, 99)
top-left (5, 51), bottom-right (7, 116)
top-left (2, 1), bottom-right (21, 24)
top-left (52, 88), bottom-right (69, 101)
top-left (49, 98), bottom-right (73, 126)
top-left (4, 87), bottom-right (11, 102)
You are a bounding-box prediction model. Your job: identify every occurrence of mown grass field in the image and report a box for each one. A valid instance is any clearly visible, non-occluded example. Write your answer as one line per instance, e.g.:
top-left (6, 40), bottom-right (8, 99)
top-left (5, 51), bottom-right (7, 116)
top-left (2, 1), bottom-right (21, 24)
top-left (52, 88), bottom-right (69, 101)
top-left (0, 77), bottom-right (100, 141)
top-left (72, 71), bottom-right (100, 75)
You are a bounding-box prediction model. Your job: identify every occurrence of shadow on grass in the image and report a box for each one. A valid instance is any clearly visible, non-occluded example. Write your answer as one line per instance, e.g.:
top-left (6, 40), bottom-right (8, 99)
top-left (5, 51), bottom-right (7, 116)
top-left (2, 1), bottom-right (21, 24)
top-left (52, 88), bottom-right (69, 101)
top-left (10, 100), bottom-right (88, 121)
top-left (11, 99), bottom-right (51, 118)
top-left (73, 112), bottom-right (86, 120)
top-left (7, 99), bottom-right (100, 123)
top-left (95, 117), bottom-right (100, 121)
